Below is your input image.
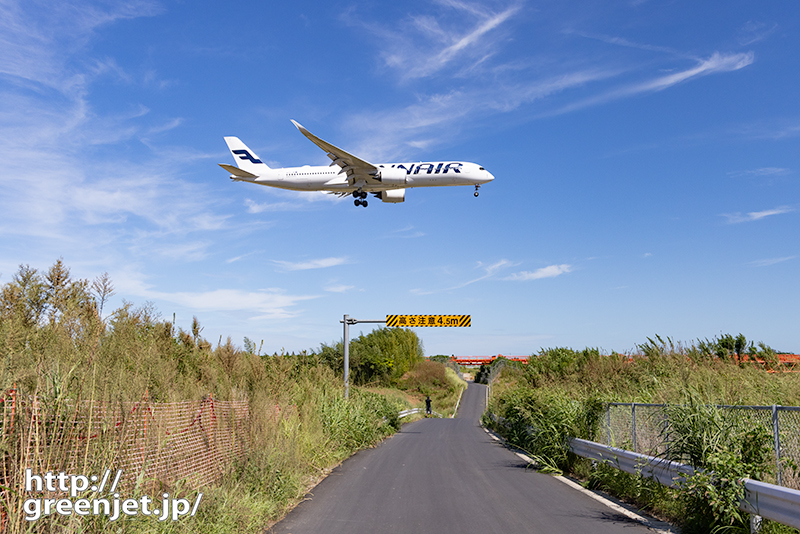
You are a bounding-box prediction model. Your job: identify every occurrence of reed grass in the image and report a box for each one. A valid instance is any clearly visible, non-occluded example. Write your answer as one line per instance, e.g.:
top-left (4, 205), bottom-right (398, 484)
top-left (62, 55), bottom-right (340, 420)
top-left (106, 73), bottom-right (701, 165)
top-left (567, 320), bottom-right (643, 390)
top-left (0, 261), bottom-right (421, 533)
top-left (486, 341), bottom-right (800, 533)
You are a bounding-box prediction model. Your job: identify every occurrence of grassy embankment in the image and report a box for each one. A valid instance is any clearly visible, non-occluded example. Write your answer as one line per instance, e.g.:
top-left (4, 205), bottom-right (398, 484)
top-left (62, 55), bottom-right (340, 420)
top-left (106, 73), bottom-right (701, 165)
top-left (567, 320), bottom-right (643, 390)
top-left (0, 261), bottom-right (463, 533)
top-left (484, 338), bottom-right (800, 534)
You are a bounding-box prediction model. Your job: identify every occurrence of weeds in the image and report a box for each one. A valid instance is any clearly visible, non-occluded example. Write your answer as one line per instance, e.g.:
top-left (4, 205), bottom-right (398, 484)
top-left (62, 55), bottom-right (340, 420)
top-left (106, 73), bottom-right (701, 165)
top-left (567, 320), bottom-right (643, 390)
top-left (0, 261), bottom-right (424, 533)
top-left (486, 337), bottom-right (800, 534)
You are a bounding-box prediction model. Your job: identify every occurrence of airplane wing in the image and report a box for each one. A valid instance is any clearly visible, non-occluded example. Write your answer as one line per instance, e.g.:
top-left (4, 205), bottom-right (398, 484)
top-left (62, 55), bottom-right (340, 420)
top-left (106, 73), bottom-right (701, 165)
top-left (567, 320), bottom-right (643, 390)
top-left (291, 120), bottom-right (379, 185)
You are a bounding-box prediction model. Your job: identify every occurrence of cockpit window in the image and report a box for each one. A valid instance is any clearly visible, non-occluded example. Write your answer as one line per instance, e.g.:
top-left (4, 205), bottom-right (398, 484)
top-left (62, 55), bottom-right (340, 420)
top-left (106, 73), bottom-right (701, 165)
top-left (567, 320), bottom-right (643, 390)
top-left (479, 167), bottom-right (485, 170)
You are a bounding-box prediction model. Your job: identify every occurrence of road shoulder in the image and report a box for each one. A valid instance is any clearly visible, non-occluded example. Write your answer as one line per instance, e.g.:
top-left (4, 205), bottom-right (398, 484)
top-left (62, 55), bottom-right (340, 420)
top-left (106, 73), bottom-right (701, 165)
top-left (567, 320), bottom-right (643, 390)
top-left (482, 426), bottom-right (680, 534)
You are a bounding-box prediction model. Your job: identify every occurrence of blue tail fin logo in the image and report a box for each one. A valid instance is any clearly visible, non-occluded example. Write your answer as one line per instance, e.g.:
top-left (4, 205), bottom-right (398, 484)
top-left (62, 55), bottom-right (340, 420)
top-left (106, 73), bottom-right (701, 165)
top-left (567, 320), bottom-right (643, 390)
top-left (233, 150), bottom-right (263, 165)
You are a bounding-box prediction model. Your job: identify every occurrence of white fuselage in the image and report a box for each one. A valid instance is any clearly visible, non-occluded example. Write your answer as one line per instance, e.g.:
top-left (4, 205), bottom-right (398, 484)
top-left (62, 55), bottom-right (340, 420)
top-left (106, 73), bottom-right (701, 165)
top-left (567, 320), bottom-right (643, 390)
top-left (221, 123), bottom-right (495, 206)
top-left (244, 161), bottom-right (494, 192)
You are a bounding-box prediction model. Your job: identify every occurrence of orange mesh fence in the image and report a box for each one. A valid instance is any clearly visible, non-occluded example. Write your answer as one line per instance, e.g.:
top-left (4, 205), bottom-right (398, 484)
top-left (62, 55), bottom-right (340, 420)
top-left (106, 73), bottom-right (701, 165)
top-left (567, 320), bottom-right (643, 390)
top-left (98, 394), bottom-right (250, 490)
top-left (1, 390), bottom-right (250, 493)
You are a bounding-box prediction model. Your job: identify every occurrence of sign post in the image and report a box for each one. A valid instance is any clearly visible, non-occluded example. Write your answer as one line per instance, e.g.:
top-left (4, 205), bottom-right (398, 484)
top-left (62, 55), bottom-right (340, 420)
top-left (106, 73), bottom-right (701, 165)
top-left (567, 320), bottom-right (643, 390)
top-left (339, 314), bottom-right (471, 399)
top-left (341, 315), bottom-right (385, 399)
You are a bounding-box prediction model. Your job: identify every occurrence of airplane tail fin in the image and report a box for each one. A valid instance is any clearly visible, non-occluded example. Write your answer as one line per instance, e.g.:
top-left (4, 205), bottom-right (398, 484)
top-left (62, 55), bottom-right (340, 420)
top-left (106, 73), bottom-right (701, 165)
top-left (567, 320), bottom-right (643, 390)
top-left (223, 137), bottom-right (270, 176)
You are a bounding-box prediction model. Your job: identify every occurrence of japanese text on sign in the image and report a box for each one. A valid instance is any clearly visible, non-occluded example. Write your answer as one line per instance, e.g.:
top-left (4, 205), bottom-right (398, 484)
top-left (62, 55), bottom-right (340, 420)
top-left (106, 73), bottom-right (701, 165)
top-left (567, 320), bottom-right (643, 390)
top-left (386, 315), bottom-right (471, 327)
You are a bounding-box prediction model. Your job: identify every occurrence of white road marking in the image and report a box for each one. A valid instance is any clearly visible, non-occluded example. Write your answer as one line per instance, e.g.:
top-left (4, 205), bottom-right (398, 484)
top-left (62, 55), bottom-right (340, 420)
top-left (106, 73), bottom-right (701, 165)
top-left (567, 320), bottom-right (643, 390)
top-left (483, 426), bottom-right (675, 533)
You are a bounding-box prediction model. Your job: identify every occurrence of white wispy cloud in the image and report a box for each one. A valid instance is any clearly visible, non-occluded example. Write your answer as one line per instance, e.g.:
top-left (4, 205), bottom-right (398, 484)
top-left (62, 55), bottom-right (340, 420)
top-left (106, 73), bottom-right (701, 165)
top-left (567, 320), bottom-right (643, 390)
top-left (411, 259), bottom-right (515, 295)
top-left (153, 241), bottom-right (211, 262)
top-left (342, 1), bottom-right (755, 161)
top-left (749, 256), bottom-right (796, 267)
top-left (160, 289), bottom-right (316, 319)
top-left (384, 225), bottom-right (426, 239)
top-left (226, 252), bottom-right (259, 264)
top-left (721, 206), bottom-right (793, 224)
top-left (324, 284), bottom-right (356, 293)
top-left (244, 191), bottom-right (343, 214)
top-left (461, 259), bottom-right (515, 286)
top-left (376, 1), bottom-right (522, 80)
top-left (245, 199), bottom-right (301, 213)
top-left (728, 167), bottom-right (791, 178)
top-left (738, 21), bottom-right (778, 46)
top-left (0, 0), bottom-right (160, 90)
top-left (504, 264), bottom-right (572, 281)
top-left (272, 257), bottom-right (350, 271)
top-left (552, 52), bottom-right (754, 115)
top-left (567, 30), bottom-right (686, 57)
top-left (0, 0), bottom-right (222, 247)
top-left (111, 267), bottom-right (319, 320)
top-left (735, 120), bottom-right (800, 141)
top-left (637, 52), bottom-right (754, 91)
top-left (346, 68), bottom-right (620, 160)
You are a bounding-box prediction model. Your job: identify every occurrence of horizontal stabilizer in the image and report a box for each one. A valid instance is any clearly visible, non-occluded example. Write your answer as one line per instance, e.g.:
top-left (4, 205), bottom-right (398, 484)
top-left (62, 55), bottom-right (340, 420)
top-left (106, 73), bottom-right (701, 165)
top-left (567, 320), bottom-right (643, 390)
top-left (218, 163), bottom-right (258, 179)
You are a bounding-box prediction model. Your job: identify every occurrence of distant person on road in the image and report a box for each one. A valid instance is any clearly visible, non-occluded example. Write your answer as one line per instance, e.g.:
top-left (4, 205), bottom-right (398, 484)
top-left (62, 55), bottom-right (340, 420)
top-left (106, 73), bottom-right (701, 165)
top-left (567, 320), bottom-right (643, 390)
top-left (425, 395), bottom-right (432, 415)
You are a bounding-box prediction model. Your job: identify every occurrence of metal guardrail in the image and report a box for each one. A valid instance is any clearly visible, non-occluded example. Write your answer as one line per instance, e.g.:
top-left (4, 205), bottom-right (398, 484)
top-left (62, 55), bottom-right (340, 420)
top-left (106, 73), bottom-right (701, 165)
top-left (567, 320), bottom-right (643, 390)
top-left (487, 412), bottom-right (800, 533)
top-left (398, 408), bottom-right (443, 419)
top-left (568, 438), bottom-right (695, 488)
top-left (741, 479), bottom-right (800, 530)
top-left (567, 437), bottom-right (800, 532)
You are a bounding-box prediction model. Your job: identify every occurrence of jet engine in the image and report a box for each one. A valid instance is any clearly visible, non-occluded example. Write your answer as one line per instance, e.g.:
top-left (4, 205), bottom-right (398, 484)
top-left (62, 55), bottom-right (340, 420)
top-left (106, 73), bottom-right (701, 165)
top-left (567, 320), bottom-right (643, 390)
top-left (376, 167), bottom-right (408, 185)
top-left (377, 189), bottom-right (406, 203)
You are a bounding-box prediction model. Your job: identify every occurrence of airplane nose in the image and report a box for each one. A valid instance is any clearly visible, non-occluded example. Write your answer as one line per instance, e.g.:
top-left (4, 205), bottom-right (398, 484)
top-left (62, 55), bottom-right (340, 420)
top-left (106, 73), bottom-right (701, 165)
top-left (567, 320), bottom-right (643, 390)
top-left (485, 170), bottom-right (495, 182)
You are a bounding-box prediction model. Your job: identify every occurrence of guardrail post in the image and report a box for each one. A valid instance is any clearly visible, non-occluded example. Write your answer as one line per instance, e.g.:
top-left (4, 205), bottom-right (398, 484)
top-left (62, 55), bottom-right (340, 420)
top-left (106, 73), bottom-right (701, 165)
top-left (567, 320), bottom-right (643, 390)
top-left (606, 404), bottom-right (611, 445)
top-left (750, 513), bottom-right (762, 533)
top-left (772, 405), bottom-right (782, 486)
top-left (632, 403), bottom-right (637, 453)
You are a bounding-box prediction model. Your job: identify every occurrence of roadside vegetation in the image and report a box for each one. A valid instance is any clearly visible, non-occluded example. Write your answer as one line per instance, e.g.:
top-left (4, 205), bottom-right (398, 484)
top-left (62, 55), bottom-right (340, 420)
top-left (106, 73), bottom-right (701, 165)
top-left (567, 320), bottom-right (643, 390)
top-left (0, 260), bottom-right (460, 533)
top-left (484, 338), bottom-right (800, 534)
top-left (398, 359), bottom-right (467, 417)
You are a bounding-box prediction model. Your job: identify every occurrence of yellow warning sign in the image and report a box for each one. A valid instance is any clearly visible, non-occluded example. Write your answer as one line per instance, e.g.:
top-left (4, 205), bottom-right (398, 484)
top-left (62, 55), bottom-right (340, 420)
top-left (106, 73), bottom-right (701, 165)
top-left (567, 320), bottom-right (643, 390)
top-left (386, 315), bottom-right (471, 328)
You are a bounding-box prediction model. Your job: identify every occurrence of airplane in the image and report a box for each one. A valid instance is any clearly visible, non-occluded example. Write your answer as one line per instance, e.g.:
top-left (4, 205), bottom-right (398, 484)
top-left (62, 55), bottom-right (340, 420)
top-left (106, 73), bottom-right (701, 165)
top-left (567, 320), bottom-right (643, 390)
top-left (219, 120), bottom-right (494, 207)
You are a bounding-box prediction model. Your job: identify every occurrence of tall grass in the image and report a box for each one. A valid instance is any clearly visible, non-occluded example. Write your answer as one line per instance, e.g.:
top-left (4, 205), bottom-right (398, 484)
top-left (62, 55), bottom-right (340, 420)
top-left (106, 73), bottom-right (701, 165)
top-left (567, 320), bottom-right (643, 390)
top-left (0, 262), bottom-right (414, 533)
top-left (486, 340), bottom-right (800, 533)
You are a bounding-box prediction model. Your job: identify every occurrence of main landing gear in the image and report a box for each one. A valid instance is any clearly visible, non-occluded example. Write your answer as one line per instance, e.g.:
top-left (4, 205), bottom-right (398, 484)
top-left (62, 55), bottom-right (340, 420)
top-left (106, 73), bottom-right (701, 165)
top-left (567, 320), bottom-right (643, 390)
top-left (474, 185), bottom-right (481, 197)
top-left (353, 190), bottom-right (368, 207)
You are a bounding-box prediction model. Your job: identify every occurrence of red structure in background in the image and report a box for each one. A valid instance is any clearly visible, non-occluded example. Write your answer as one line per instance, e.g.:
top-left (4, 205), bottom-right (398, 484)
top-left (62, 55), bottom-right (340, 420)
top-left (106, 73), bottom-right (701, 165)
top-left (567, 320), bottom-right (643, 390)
top-left (452, 355), bottom-right (529, 367)
top-left (451, 353), bottom-right (800, 372)
top-left (760, 353), bottom-right (800, 372)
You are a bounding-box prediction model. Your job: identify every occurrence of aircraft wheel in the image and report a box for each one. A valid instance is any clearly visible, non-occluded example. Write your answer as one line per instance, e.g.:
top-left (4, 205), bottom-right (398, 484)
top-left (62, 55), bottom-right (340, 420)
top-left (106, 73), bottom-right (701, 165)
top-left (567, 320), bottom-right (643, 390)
top-left (362, 200), bottom-right (368, 207)
top-left (354, 199), bottom-right (361, 207)
top-left (474, 191), bottom-right (480, 197)
top-left (360, 191), bottom-right (368, 199)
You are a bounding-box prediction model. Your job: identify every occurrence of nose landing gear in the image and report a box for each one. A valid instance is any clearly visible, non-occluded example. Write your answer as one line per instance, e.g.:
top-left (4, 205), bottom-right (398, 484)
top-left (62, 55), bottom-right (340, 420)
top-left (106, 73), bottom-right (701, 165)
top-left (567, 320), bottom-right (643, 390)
top-left (474, 185), bottom-right (481, 197)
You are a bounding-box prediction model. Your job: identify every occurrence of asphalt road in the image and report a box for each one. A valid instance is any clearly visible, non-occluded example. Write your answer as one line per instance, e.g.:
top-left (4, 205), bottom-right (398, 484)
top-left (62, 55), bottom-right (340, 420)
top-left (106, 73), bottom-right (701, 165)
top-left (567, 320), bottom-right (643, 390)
top-left (267, 383), bottom-right (660, 533)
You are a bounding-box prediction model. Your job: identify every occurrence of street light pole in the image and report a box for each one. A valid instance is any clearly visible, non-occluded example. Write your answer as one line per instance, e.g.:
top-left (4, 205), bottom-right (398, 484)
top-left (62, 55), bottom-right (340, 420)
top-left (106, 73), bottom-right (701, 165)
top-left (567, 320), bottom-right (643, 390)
top-left (343, 314), bottom-right (350, 399)
top-left (340, 315), bottom-right (386, 400)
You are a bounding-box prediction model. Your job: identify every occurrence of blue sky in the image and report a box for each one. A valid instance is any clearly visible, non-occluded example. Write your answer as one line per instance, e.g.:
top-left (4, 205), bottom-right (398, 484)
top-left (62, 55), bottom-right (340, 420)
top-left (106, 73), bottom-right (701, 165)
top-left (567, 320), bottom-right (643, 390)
top-left (1, 0), bottom-right (798, 356)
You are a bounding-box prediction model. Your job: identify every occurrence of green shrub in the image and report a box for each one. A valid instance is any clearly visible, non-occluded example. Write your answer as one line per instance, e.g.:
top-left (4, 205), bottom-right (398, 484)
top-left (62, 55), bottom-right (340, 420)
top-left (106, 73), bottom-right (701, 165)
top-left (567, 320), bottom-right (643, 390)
top-left (314, 327), bottom-right (424, 386)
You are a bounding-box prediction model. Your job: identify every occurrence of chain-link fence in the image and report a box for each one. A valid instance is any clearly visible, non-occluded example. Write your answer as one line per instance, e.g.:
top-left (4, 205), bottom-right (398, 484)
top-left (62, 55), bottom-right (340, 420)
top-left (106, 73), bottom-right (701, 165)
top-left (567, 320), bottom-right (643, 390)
top-left (601, 402), bottom-right (800, 490)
